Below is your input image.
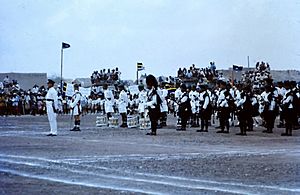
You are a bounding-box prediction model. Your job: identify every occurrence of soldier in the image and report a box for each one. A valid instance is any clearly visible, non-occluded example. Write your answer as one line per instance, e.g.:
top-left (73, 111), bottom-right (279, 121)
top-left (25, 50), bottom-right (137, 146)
top-left (174, 83), bottom-right (182, 117)
top-left (216, 81), bottom-right (231, 134)
top-left (145, 75), bottom-right (161, 136)
top-left (45, 79), bottom-right (58, 136)
top-left (281, 81), bottom-right (294, 136)
top-left (197, 84), bottom-right (212, 132)
top-left (0, 93), bottom-right (5, 116)
top-left (118, 84), bottom-right (129, 127)
top-left (138, 85), bottom-right (147, 118)
top-left (235, 86), bottom-right (252, 136)
top-left (103, 84), bottom-right (115, 119)
top-left (189, 85), bottom-right (199, 127)
top-left (262, 85), bottom-right (277, 133)
top-left (177, 84), bottom-right (191, 131)
top-left (158, 83), bottom-right (168, 127)
top-left (70, 84), bottom-right (82, 131)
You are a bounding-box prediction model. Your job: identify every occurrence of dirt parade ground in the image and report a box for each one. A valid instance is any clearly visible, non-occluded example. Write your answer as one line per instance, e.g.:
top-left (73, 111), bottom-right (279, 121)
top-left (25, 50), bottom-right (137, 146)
top-left (0, 114), bottom-right (299, 195)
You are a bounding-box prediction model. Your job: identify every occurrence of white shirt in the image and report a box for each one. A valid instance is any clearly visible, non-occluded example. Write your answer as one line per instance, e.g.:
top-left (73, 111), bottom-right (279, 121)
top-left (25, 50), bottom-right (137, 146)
top-left (45, 87), bottom-right (58, 110)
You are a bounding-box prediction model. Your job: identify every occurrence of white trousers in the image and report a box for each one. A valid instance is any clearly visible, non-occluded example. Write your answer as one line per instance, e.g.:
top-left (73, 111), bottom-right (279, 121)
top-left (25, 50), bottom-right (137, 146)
top-left (46, 103), bottom-right (57, 135)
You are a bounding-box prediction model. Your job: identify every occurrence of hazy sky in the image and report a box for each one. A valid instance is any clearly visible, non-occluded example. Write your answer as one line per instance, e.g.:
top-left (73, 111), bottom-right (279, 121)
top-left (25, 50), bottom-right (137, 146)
top-left (0, 0), bottom-right (299, 80)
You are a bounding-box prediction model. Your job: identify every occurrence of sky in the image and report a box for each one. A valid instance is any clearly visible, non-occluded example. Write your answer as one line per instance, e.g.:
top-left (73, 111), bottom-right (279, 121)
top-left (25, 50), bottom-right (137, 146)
top-left (0, 0), bottom-right (299, 80)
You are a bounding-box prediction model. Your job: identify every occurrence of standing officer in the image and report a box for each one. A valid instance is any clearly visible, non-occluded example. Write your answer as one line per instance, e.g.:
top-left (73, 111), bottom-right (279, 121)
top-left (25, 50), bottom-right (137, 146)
top-left (197, 84), bottom-right (211, 132)
top-left (281, 81), bottom-right (294, 136)
top-left (45, 79), bottom-right (58, 136)
top-left (158, 83), bottom-right (168, 127)
top-left (177, 84), bottom-right (191, 131)
top-left (118, 84), bottom-right (129, 127)
top-left (138, 85), bottom-right (147, 118)
top-left (103, 84), bottom-right (115, 119)
top-left (145, 75), bottom-right (161, 136)
top-left (262, 85), bottom-right (277, 133)
top-left (216, 81), bottom-right (231, 134)
top-left (70, 84), bottom-right (82, 131)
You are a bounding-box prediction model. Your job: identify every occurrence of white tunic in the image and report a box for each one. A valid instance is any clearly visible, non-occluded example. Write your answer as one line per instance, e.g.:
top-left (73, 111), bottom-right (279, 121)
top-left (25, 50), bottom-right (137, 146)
top-left (138, 90), bottom-right (147, 113)
top-left (158, 88), bottom-right (168, 112)
top-left (104, 89), bottom-right (115, 113)
top-left (45, 87), bottom-right (58, 135)
top-left (70, 90), bottom-right (82, 115)
top-left (118, 90), bottom-right (128, 113)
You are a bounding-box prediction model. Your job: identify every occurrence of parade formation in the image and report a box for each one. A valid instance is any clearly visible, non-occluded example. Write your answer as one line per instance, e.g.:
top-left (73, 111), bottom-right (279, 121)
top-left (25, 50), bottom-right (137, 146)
top-left (0, 62), bottom-right (300, 136)
top-left (1, 62), bottom-right (299, 138)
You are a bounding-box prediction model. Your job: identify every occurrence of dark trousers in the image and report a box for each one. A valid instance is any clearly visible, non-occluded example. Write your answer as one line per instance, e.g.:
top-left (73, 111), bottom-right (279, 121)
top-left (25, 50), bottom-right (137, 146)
top-left (219, 107), bottom-right (230, 131)
top-left (149, 109), bottom-right (159, 133)
top-left (264, 110), bottom-right (276, 132)
top-left (284, 108), bottom-right (294, 135)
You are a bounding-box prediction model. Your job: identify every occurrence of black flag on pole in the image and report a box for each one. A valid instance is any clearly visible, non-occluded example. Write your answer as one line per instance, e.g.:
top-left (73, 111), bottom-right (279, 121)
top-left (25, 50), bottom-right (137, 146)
top-left (233, 64), bottom-right (243, 71)
top-left (62, 42), bottom-right (70, 49)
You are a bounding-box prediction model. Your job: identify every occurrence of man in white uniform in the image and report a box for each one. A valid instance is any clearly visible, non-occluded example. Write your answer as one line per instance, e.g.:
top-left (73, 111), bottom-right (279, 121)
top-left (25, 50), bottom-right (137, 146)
top-left (118, 84), bottom-right (129, 127)
top-left (103, 84), bottom-right (115, 119)
top-left (158, 83), bottom-right (168, 127)
top-left (138, 85), bottom-right (147, 118)
top-left (70, 84), bottom-right (82, 131)
top-left (45, 79), bottom-right (58, 136)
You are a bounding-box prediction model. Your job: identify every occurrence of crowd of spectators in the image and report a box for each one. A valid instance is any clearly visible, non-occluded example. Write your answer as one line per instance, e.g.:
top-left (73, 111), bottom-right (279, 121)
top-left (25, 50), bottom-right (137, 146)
top-left (0, 76), bottom-right (51, 116)
top-left (241, 61), bottom-right (272, 89)
top-left (91, 67), bottom-right (120, 84)
top-left (177, 62), bottom-right (219, 83)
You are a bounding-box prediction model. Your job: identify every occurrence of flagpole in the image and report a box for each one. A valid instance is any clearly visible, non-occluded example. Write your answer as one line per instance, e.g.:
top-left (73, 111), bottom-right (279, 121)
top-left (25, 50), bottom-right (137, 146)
top-left (247, 56), bottom-right (250, 68)
top-left (231, 68), bottom-right (234, 86)
top-left (60, 48), bottom-right (63, 95)
top-left (136, 63), bottom-right (138, 85)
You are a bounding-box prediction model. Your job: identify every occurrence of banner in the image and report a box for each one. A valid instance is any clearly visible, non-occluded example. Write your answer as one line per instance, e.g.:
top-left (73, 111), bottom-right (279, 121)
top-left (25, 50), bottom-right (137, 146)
top-left (65, 83), bottom-right (74, 97)
top-left (79, 87), bottom-right (91, 97)
top-left (128, 85), bottom-right (139, 95)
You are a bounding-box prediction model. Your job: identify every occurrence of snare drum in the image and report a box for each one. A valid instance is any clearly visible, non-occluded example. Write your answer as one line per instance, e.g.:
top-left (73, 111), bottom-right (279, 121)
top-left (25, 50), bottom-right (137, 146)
top-left (176, 117), bottom-right (182, 130)
top-left (127, 115), bottom-right (139, 128)
top-left (139, 117), bottom-right (151, 130)
top-left (96, 114), bottom-right (108, 127)
top-left (108, 114), bottom-right (119, 128)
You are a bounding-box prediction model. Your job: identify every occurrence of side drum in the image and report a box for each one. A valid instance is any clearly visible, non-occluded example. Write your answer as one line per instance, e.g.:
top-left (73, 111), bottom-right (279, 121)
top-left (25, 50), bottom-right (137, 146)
top-left (96, 114), bottom-right (108, 127)
top-left (127, 115), bottom-right (139, 128)
top-left (139, 117), bottom-right (151, 130)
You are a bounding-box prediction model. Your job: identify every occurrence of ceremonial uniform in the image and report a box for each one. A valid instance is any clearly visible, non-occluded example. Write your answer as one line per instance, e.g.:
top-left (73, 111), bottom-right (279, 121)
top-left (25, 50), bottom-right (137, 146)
top-left (197, 90), bottom-right (211, 132)
top-left (177, 87), bottom-right (191, 131)
top-left (262, 91), bottom-right (277, 133)
top-left (216, 88), bottom-right (230, 133)
top-left (146, 88), bottom-right (160, 135)
top-left (282, 89), bottom-right (294, 136)
top-left (235, 91), bottom-right (252, 135)
top-left (158, 87), bottom-right (168, 126)
top-left (118, 89), bottom-right (129, 127)
top-left (70, 89), bottom-right (82, 131)
top-left (104, 88), bottom-right (115, 118)
top-left (138, 89), bottom-right (147, 116)
top-left (189, 89), bottom-right (199, 127)
top-left (45, 80), bottom-right (58, 136)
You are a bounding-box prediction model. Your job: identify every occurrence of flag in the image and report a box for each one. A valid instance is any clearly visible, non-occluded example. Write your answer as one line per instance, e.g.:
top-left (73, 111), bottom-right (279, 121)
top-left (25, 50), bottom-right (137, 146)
top-left (137, 62), bottom-right (144, 71)
top-left (62, 42), bottom-right (70, 49)
top-left (233, 64), bottom-right (243, 71)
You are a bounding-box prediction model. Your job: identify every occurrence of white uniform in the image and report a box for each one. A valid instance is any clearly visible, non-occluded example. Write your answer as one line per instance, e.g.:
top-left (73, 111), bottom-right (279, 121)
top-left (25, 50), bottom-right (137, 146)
top-left (118, 90), bottom-right (128, 113)
top-left (70, 90), bottom-right (82, 115)
top-left (138, 89), bottom-right (147, 113)
top-left (189, 90), bottom-right (199, 114)
top-left (104, 89), bottom-right (115, 113)
top-left (45, 87), bottom-right (58, 135)
top-left (159, 88), bottom-right (168, 112)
